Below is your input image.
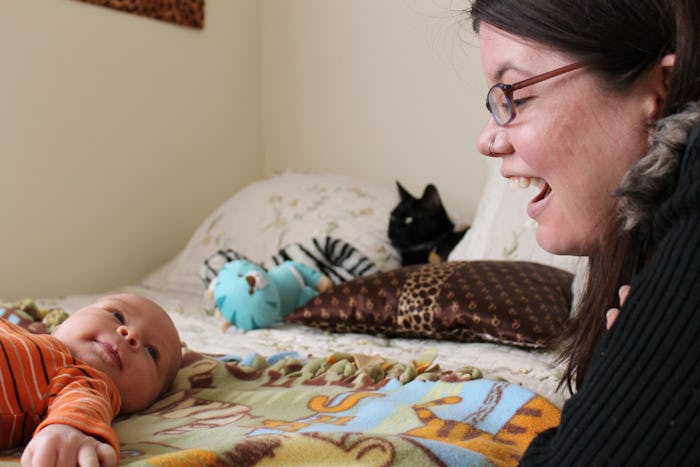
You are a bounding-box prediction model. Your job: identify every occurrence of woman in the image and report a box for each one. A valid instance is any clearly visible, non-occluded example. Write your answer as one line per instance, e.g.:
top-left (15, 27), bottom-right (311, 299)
top-left (467, 0), bottom-right (700, 464)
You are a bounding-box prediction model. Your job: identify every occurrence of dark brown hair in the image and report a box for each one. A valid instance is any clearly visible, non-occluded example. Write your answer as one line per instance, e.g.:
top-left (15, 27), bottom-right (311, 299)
top-left (467, 0), bottom-right (700, 390)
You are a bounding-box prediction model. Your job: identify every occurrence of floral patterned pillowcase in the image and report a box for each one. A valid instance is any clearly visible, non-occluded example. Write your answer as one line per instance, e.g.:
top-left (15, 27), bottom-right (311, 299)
top-left (150, 171), bottom-right (401, 292)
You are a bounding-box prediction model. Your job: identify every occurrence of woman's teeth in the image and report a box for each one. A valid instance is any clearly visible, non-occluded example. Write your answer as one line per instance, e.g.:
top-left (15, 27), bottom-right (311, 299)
top-left (508, 176), bottom-right (544, 189)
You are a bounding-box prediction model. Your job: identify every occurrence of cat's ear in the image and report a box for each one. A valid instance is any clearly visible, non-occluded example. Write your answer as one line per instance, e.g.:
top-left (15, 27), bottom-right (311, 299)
top-left (421, 184), bottom-right (443, 210)
top-left (396, 181), bottom-right (414, 201)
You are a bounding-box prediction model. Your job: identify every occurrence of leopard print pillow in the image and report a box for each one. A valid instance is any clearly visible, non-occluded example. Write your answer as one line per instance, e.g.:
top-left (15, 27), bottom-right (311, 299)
top-left (285, 261), bottom-right (574, 349)
top-left (76, 0), bottom-right (205, 29)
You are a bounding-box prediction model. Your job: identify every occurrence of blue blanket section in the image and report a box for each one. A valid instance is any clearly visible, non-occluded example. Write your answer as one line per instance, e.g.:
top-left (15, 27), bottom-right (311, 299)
top-left (216, 351), bottom-right (303, 365)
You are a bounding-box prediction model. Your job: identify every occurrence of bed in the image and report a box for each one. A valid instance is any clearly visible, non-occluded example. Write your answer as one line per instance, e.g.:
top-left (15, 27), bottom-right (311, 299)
top-left (1, 166), bottom-right (584, 466)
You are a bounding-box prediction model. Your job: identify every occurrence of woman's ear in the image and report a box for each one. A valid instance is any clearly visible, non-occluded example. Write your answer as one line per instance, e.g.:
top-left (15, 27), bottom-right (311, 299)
top-left (660, 54), bottom-right (676, 89)
top-left (657, 54), bottom-right (676, 110)
top-left (643, 54), bottom-right (676, 122)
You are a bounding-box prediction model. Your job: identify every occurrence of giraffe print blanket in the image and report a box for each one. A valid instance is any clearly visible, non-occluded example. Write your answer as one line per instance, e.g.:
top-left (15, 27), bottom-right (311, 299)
top-left (59, 350), bottom-right (556, 465)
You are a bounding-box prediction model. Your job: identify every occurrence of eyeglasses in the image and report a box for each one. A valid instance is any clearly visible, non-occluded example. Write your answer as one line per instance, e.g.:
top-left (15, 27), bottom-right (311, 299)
top-left (486, 62), bottom-right (584, 126)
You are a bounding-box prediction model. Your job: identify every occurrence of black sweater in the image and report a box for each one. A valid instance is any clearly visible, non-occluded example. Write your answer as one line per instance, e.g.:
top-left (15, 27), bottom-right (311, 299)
top-left (520, 122), bottom-right (700, 466)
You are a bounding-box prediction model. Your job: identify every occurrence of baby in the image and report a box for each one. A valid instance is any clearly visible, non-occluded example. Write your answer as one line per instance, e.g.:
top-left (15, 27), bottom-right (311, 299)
top-left (0, 293), bottom-right (182, 467)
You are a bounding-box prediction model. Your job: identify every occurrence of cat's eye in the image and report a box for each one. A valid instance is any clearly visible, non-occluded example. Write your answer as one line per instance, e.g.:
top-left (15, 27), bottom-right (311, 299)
top-left (404, 217), bottom-right (413, 225)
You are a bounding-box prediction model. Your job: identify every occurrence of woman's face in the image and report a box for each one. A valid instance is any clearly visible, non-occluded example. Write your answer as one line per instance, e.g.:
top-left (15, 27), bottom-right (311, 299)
top-left (477, 24), bottom-right (655, 256)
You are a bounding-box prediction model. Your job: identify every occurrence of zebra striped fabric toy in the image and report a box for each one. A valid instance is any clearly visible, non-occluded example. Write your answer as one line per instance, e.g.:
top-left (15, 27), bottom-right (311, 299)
top-left (200, 236), bottom-right (381, 288)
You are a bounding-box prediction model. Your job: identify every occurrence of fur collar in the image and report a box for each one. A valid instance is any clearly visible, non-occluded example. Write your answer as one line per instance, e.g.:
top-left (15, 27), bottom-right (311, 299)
top-left (616, 101), bottom-right (700, 232)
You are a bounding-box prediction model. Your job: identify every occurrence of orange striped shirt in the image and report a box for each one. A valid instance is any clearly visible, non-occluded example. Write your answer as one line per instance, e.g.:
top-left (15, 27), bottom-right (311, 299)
top-left (0, 318), bottom-right (121, 458)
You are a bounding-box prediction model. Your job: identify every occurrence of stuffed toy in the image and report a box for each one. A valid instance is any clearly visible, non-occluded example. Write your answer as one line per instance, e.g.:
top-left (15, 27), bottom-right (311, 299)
top-left (0, 299), bottom-right (69, 334)
top-left (200, 236), bottom-right (382, 289)
top-left (211, 259), bottom-right (333, 331)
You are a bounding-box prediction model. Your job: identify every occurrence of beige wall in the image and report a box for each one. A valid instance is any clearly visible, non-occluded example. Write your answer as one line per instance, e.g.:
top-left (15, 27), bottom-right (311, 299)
top-left (261, 0), bottom-right (487, 224)
top-left (0, 0), bottom-right (487, 301)
top-left (0, 0), bottom-right (262, 300)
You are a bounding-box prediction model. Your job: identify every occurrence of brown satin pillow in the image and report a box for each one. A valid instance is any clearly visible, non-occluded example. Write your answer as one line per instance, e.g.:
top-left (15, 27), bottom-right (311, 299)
top-left (285, 261), bottom-right (574, 348)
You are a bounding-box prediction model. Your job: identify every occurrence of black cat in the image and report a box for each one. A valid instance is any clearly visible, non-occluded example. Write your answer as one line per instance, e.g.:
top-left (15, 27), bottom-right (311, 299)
top-left (388, 181), bottom-right (469, 266)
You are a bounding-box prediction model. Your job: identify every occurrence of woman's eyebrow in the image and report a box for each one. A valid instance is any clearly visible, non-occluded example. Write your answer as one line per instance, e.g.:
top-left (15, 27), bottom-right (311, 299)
top-left (493, 63), bottom-right (529, 82)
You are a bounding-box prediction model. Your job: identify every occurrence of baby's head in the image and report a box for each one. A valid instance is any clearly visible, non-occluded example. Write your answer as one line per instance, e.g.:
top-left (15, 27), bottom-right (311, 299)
top-left (52, 293), bottom-right (182, 413)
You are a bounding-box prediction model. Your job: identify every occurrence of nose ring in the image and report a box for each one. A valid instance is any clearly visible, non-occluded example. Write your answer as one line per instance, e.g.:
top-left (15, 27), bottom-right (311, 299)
top-left (488, 139), bottom-right (496, 155)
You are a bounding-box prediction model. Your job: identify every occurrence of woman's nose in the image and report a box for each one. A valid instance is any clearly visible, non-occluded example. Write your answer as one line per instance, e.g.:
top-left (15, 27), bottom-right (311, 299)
top-left (477, 122), bottom-right (508, 158)
top-left (118, 325), bottom-right (141, 350)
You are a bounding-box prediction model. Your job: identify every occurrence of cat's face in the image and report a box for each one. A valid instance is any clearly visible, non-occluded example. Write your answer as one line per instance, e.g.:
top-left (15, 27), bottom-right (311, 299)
top-left (388, 182), bottom-right (453, 249)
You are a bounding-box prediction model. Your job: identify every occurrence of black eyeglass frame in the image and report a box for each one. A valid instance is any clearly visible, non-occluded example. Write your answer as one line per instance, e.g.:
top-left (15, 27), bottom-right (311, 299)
top-left (486, 62), bottom-right (584, 126)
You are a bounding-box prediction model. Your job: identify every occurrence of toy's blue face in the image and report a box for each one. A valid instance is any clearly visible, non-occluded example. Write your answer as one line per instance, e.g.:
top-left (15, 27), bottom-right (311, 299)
top-left (214, 260), bottom-right (281, 330)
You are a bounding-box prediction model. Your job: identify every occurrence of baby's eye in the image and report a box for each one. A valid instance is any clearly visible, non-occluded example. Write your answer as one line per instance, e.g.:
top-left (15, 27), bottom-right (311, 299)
top-left (146, 345), bottom-right (159, 362)
top-left (112, 311), bottom-right (125, 324)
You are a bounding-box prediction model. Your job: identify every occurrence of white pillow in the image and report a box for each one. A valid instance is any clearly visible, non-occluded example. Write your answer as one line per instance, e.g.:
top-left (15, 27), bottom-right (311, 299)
top-left (449, 159), bottom-right (583, 275)
top-left (144, 171), bottom-right (401, 293)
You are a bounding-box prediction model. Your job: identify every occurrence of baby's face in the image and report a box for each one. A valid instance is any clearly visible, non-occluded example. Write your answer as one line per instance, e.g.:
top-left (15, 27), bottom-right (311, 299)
top-left (52, 293), bottom-right (182, 413)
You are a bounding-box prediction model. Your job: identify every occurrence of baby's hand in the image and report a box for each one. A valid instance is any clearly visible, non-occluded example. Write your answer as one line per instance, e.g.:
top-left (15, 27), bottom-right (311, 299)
top-left (605, 285), bottom-right (631, 330)
top-left (22, 424), bottom-right (116, 467)
top-left (317, 275), bottom-right (333, 293)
